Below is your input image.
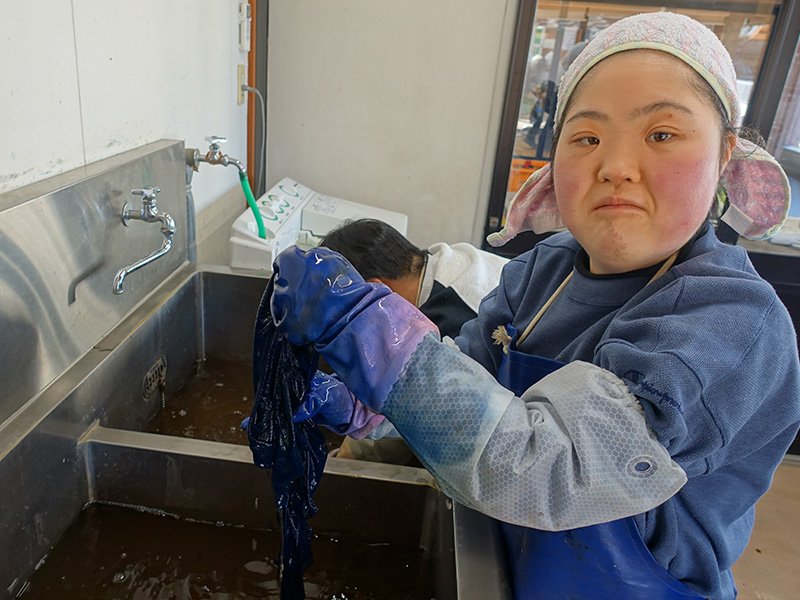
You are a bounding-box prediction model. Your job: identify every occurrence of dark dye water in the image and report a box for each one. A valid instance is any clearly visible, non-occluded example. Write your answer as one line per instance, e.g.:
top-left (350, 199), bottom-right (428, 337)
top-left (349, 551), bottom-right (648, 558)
top-left (18, 503), bottom-right (437, 600)
top-left (143, 357), bottom-right (342, 452)
top-left (145, 358), bottom-right (253, 445)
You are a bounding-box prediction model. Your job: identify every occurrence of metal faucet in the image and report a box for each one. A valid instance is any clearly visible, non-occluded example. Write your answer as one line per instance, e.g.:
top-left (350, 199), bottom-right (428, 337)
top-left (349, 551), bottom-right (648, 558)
top-left (188, 136), bottom-right (247, 175)
top-left (112, 186), bottom-right (176, 295)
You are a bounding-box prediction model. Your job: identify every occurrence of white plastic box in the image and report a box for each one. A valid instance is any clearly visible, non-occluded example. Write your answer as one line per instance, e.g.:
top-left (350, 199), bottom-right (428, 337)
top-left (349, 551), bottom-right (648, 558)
top-left (229, 177), bottom-right (409, 271)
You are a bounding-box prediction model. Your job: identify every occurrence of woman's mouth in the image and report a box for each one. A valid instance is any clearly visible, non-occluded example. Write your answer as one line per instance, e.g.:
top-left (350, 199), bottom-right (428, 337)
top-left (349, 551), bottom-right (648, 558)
top-left (594, 196), bottom-right (643, 212)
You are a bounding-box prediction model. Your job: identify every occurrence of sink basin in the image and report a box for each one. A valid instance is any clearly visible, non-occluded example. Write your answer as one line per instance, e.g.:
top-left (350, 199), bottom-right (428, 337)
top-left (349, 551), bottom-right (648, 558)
top-left (0, 265), bottom-right (511, 599)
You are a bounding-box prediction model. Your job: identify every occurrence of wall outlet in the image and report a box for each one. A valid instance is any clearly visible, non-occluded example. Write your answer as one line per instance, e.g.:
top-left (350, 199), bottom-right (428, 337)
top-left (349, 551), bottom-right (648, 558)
top-left (237, 65), bottom-right (246, 105)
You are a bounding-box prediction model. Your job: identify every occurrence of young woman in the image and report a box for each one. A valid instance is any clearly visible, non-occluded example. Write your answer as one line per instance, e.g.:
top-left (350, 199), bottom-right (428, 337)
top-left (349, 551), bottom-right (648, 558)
top-left (268, 12), bottom-right (800, 599)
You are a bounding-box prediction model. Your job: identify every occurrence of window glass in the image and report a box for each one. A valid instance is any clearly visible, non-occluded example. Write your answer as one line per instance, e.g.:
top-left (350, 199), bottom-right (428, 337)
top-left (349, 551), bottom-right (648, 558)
top-left (765, 37), bottom-right (800, 227)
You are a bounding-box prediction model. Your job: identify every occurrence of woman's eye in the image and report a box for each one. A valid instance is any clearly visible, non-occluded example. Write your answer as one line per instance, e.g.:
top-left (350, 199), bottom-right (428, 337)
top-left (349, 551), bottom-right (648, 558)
top-left (576, 136), bottom-right (599, 146)
top-left (648, 131), bottom-right (673, 143)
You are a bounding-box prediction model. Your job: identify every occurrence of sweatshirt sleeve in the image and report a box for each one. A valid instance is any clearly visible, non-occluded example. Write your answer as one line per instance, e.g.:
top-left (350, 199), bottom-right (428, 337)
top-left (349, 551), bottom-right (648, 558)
top-left (595, 273), bottom-right (800, 471)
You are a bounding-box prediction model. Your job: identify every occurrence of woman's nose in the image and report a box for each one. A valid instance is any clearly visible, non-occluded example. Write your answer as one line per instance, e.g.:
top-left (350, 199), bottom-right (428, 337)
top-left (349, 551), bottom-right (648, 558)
top-left (596, 142), bottom-right (641, 185)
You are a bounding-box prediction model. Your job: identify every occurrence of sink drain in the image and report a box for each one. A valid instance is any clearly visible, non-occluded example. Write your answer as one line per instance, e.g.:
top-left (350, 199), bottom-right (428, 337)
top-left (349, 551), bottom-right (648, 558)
top-left (142, 355), bottom-right (167, 399)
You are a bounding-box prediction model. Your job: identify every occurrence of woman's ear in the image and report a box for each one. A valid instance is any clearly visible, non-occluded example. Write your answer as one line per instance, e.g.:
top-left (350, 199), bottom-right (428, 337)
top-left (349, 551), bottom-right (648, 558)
top-left (720, 132), bottom-right (738, 173)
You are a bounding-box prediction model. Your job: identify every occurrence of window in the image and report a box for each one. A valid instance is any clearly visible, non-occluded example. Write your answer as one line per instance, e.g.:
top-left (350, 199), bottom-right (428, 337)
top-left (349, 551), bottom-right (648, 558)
top-left (766, 35), bottom-right (800, 226)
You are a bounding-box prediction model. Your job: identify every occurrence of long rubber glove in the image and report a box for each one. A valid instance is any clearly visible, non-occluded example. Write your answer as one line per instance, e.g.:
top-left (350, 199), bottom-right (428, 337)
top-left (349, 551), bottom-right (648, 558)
top-left (271, 246), bottom-right (438, 413)
top-left (293, 371), bottom-right (385, 439)
top-left (272, 246), bottom-right (686, 532)
top-left (242, 372), bottom-right (384, 440)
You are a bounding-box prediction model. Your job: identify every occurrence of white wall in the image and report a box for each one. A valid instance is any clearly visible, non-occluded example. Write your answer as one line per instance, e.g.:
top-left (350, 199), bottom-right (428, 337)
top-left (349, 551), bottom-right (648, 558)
top-left (3, 0), bottom-right (520, 251)
top-left (1, 0), bottom-right (249, 216)
top-left (266, 0), bottom-right (518, 248)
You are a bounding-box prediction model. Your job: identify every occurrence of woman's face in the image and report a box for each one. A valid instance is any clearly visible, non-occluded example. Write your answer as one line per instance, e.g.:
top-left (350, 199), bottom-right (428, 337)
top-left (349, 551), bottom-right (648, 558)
top-left (553, 50), bottom-right (732, 274)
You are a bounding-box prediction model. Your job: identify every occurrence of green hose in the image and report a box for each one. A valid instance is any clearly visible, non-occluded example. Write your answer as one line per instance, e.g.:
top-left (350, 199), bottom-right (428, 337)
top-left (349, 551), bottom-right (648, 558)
top-left (240, 171), bottom-right (267, 239)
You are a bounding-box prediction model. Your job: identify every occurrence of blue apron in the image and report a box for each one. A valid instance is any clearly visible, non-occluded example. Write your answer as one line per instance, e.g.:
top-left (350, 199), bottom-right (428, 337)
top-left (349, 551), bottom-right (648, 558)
top-left (496, 325), bottom-right (703, 600)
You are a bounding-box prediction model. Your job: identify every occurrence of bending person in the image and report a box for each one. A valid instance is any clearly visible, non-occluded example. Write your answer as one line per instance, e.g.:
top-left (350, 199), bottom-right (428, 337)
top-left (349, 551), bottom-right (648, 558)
top-left (320, 218), bottom-right (508, 463)
top-left (321, 218), bottom-right (508, 339)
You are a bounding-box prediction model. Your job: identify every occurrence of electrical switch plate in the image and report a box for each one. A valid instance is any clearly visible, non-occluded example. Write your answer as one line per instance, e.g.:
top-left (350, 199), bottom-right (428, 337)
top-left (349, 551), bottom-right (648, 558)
top-left (237, 65), bottom-right (246, 105)
top-left (238, 2), bottom-right (251, 52)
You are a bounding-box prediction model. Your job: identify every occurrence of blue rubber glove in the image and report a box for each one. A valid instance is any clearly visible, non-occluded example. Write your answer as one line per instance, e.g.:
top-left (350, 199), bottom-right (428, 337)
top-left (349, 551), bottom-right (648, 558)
top-left (242, 371), bottom-right (384, 438)
top-left (271, 246), bottom-right (388, 345)
top-left (271, 246), bottom-right (438, 413)
top-left (293, 371), bottom-right (384, 439)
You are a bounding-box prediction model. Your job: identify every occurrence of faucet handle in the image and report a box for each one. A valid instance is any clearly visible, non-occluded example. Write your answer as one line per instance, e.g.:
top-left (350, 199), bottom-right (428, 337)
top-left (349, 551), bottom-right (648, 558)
top-left (205, 135), bottom-right (228, 150)
top-left (131, 186), bottom-right (161, 202)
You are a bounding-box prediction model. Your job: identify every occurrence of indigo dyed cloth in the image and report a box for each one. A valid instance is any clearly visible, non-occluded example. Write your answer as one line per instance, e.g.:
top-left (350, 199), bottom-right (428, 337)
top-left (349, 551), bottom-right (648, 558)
top-left (247, 276), bottom-right (327, 599)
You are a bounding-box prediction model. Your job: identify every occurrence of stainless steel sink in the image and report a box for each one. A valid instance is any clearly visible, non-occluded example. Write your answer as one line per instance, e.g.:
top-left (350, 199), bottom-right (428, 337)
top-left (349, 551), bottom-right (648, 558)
top-left (0, 142), bottom-right (510, 599)
top-left (0, 265), bottom-right (511, 599)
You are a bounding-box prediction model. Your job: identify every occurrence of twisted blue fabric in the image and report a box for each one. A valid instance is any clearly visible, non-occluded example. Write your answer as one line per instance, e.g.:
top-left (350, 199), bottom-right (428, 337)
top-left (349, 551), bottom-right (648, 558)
top-left (271, 246), bottom-right (438, 413)
top-left (246, 276), bottom-right (327, 599)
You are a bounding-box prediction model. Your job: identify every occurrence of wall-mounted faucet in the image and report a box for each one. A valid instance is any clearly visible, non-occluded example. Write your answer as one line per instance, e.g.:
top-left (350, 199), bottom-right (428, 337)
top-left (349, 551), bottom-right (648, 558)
top-left (112, 186), bottom-right (176, 295)
top-left (188, 136), bottom-right (247, 175)
top-left (186, 135), bottom-right (267, 239)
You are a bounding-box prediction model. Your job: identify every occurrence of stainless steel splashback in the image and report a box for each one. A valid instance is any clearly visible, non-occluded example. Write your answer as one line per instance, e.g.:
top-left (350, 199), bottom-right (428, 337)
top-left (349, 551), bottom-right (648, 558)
top-left (0, 140), bottom-right (190, 424)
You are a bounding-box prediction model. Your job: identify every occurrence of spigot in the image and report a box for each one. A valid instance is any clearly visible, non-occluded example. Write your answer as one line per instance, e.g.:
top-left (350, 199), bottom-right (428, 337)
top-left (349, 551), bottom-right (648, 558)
top-left (204, 135), bottom-right (228, 165)
top-left (113, 186), bottom-right (176, 295)
top-left (186, 135), bottom-right (265, 239)
top-left (122, 186), bottom-right (163, 225)
top-left (187, 136), bottom-right (247, 176)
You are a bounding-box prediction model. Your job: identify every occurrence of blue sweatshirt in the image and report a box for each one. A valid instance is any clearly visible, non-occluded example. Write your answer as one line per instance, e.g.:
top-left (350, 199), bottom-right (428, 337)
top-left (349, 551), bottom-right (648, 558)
top-left (456, 225), bottom-right (800, 600)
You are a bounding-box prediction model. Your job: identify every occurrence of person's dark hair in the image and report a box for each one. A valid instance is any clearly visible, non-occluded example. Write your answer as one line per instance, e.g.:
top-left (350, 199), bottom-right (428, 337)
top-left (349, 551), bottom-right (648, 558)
top-left (320, 219), bottom-right (427, 281)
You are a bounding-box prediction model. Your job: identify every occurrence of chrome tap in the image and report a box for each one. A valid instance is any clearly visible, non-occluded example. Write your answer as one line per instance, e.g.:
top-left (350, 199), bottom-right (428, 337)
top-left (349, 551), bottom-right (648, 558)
top-left (188, 136), bottom-right (247, 175)
top-left (113, 186), bottom-right (176, 295)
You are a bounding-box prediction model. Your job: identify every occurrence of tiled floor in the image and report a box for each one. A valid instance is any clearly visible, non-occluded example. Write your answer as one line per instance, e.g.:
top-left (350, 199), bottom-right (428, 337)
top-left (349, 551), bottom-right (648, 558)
top-left (732, 456), bottom-right (800, 599)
